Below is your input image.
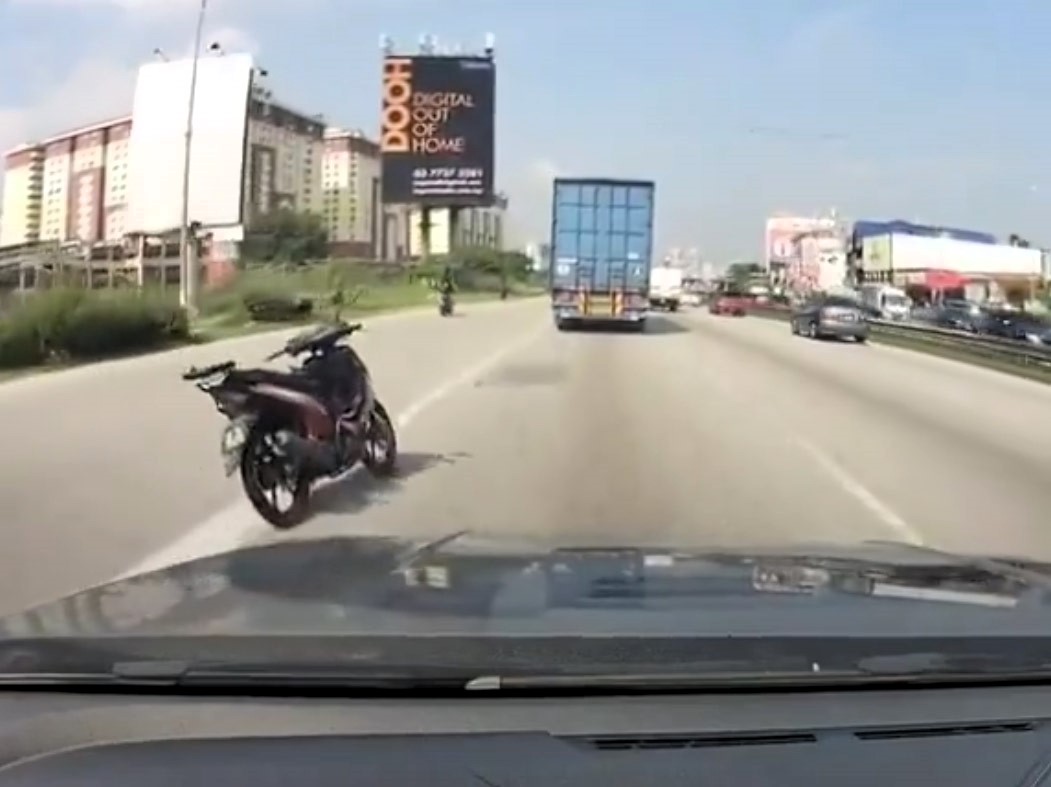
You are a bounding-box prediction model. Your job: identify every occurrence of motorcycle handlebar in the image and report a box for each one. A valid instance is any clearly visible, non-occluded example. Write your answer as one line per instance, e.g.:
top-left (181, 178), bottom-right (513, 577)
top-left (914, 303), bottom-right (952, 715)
top-left (270, 322), bottom-right (364, 360)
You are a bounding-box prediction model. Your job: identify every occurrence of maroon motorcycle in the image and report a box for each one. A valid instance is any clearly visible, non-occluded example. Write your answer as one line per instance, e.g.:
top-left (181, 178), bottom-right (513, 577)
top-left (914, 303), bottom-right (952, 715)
top-left (182, 321), bottom-right (397, 529)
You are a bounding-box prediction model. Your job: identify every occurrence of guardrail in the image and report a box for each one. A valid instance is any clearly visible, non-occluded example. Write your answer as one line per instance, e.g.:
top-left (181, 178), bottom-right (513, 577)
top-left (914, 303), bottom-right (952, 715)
top-left (746, 304), bottom-right (1051, 377)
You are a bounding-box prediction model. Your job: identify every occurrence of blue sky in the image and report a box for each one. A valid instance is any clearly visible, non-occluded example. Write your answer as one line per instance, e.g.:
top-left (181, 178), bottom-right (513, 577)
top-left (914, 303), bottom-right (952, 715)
top-left (1, 0), bottom-right (1049, 260)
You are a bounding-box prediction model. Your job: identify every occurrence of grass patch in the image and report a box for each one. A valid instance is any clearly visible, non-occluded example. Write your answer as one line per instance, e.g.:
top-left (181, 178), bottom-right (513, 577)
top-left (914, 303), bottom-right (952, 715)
top-left (0, 288), bottom-right (189, 371)
top-left (193, 261), bottom-right (536, 340)
top-left (0, 261), bottom-right (537, 378)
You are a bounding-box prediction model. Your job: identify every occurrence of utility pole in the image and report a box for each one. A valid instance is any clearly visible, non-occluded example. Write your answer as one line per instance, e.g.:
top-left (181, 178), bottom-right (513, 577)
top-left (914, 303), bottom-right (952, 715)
top-left (179, 0), bottom-right (207, 315)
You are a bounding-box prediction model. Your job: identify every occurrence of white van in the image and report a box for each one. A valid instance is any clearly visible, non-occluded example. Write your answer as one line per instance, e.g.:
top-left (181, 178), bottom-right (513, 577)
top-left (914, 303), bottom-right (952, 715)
top-left (859, 284), bottom-right (911, 321)
top-left (648, 266), bottom-right (684, 311)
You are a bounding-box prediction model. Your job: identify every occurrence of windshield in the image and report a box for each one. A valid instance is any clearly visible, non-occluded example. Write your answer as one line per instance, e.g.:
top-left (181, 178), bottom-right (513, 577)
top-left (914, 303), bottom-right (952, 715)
top-left (2, 1), bottom-right (1051, 688)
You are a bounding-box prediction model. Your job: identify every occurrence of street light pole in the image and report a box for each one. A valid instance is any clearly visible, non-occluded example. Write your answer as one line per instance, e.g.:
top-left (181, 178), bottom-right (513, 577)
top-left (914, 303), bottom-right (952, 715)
top-left (179, 0), bottom-right (207, 314)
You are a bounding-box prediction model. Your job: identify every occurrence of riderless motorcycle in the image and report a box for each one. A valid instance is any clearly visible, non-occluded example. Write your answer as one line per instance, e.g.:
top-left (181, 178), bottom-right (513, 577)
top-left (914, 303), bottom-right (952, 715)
top-left (182, 321), bottom-right (397, 529)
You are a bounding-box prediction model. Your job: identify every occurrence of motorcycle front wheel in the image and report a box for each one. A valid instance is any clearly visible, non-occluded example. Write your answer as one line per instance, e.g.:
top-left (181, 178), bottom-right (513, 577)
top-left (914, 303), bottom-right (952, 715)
top-left (240, 423), bottom-right (312, 529)
top-left (361, 400), bottom-right (398, 478)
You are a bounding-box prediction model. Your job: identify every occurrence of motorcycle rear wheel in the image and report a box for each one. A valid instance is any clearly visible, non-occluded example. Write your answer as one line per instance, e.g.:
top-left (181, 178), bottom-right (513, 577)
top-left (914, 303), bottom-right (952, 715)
top-left (361, 400), bottom-right (398, 478)
top-left (240, 424), bottom-right (312, 529)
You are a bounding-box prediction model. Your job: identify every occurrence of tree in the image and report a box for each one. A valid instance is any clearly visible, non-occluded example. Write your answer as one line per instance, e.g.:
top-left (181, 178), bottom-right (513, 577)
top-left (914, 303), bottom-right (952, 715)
top-left (421, 247), bottom-right (534, 285)
top-left (243, 208), bottom-right (328, 264)
top-left (725, 261), bottom-right (763, 287)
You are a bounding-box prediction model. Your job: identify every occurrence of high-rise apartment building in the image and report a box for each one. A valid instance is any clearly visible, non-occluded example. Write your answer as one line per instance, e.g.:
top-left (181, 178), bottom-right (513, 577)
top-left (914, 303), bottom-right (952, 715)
top-left (0, 116), bottom-right (132, 247)
top-left (321, 127), bottom-right (380, 257)
top-left (243, 97), bottom-right (324, 222)
top-left (1, 97), bottom-right (324, 251)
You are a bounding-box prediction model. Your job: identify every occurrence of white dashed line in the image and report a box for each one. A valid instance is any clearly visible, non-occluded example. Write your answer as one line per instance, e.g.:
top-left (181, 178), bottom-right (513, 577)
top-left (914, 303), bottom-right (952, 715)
top-left (794, 437), bottom-right (924, 546)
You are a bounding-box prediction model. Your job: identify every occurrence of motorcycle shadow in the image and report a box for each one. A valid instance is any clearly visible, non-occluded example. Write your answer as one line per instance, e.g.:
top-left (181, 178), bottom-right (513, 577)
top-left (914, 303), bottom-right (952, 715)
top-left (308, 451), bottom-right (465, 519)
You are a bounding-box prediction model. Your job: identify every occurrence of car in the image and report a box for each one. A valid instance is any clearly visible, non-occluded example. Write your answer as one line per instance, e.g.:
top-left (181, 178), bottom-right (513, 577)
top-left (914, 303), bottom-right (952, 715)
top-left (929, 300), bottom-right (986, 333)
top-left (708, 293), bottom-right (748, 317)
top-left (789, 294), bottom-right (869, 343)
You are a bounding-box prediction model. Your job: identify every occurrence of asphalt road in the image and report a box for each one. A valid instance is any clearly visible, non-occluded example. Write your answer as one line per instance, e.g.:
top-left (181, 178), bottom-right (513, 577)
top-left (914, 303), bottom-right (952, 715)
top-left (3, 299), bottom-right (1051, 615)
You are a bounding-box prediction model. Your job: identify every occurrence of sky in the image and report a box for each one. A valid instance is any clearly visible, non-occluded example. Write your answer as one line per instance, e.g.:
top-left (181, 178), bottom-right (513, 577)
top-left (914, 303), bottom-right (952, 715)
top-left (1, 0), bottom-right (1050, 260)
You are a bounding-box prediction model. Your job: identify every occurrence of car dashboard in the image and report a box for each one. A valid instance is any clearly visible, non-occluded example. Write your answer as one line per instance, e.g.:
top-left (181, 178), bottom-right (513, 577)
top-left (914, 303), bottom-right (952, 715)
top-left (1, 684), bottom-right (1051, 785)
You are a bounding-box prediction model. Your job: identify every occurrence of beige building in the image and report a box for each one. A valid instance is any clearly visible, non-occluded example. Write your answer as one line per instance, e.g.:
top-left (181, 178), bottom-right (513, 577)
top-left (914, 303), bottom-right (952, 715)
top-left (321, 127), bottom-right (380, 257)
top-left (320, 127), bottom-right (507, 262)
top-left (406, 194), bottom-right (508, 258)
top-left (243, 95), bottom-right (324, 222)
top-left (0, 94), bottom-right (324, 252)
top-left (1, 116), bottom-right (132, 248)
top-left (2, 98), bottom-right (502, 266)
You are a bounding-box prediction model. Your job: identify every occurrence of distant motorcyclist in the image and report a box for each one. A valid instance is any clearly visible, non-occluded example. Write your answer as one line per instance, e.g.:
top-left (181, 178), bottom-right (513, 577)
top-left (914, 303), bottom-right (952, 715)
top-left (437, 266), bottom-right (456, 316)
top-left (437, 266), bottom-right (456, 296)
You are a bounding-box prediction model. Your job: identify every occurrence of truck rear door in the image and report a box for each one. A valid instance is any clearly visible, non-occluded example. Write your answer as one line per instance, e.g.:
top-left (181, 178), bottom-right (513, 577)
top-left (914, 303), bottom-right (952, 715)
top-left (551, 180), bottom-right (653, 318)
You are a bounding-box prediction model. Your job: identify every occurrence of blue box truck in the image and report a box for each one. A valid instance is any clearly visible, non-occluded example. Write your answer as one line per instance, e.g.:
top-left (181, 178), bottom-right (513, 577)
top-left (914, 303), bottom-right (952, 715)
top-left (549, 177), bottom-right (655, 331)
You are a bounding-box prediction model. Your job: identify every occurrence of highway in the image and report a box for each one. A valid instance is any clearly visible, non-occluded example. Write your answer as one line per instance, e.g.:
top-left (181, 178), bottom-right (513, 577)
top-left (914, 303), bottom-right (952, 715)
top-left (3, 297), bottom-right (1051, 616)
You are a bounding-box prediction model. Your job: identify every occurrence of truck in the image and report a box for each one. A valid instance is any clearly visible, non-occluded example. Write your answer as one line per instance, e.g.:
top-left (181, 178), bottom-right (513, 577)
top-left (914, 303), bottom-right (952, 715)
top-left (858, 283), bottom-right (911, 321)
top-left (549, 178), bottom-right (655, 331)
top-left (648, 266), bottom-right (684, 311)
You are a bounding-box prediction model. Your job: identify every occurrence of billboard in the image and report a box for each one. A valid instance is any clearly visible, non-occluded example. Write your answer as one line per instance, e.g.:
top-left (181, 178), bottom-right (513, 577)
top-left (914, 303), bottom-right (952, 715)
top-left (886, 234), bottom-right (1041, 277)
top-left (764, 215), bottom-right (836, 267)
top-left (127, 53), bottom-right (254, 234)
top-left (861, 234), bottom-right (892, 274)
top-left (380, 55), bottom-right (495, 206)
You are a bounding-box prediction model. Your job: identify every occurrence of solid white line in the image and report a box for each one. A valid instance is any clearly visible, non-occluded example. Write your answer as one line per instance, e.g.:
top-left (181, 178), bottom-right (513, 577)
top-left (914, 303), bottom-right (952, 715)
top-left (114, 320), bottom-right (549, 580)
top-left (794, 437), bottom-right (925, 546)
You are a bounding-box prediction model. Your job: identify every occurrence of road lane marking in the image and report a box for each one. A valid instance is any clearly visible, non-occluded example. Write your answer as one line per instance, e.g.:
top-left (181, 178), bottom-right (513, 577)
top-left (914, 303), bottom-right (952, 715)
top-left (681, 317), bottom-right (927, 547)
top-left (794, 437), bottom-right (924, 546)
top-left (114, 320), bottom-right (549, 580)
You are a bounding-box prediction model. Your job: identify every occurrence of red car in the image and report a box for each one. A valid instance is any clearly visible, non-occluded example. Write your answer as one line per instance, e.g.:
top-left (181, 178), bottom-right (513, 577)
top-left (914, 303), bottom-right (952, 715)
top-left (708, 293), bottom-right (748, 316)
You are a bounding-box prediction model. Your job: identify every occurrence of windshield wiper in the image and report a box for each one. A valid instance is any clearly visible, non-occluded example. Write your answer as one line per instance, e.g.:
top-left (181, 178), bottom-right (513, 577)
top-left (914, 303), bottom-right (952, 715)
top-left (5, 653), bottom-right (1051, 695)
top-left (0, 665), bottom-right (901, 694)
top-left (0, 660), bottom-right (490, 692)
top-left (855, 652), bottom-right (1051, 679)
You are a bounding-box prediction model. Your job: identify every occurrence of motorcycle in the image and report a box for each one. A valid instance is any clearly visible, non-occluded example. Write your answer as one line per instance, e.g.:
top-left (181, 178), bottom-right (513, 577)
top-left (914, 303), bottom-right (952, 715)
top-left (182, 321), bottom-right (397, 529)
top-left (438, 291), bottom-right (454, 316)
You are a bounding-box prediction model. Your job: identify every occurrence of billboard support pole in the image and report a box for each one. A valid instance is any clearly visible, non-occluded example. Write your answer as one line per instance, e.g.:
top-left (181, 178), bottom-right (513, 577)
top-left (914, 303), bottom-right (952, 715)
top-left (420, 206), bottom-right (433, 262)
top-left (369, 176), bottom-right (380, 260)
top-left (449, 207), bottom-right (460, 253)
top-left (179, 0), bottom-right (207, 316)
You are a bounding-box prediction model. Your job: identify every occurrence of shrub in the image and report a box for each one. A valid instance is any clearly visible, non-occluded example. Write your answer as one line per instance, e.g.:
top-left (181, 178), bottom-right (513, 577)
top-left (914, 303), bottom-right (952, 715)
top-left (61, 294), bottom-right (189, 358)
top-left (242, 290), bottom-right (314, 322)
top-left (0, 289), bottom-right (190, 368)
top-left (0, 319), bottom-right (45, 369)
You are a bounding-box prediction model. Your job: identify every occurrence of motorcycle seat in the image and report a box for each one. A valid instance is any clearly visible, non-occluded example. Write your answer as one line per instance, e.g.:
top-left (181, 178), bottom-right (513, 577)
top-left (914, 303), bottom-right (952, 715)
top-left (234, 368), bottom-right (322, 395)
